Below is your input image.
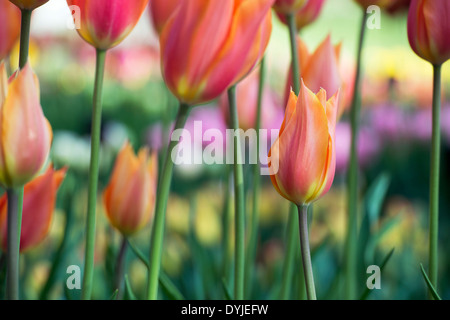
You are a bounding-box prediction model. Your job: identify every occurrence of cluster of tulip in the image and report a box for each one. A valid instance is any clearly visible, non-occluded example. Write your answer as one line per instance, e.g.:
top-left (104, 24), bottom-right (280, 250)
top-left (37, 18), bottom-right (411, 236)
top-left (0, 0), bottom-right (449, 301)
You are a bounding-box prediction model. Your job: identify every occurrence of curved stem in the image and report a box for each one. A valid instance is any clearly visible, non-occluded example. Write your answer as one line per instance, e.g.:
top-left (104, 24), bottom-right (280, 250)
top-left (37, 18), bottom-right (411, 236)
top-left (18, 9), bottom-right (32, 69)
top-left (114, 237), bottom-right (128, 299)
top-left (81, 48), bottom-right (107, 300)
top-left (146, 103), bottom-right (190, 300)
top-left (428, 64), bottom-right (442, 298)
top-left (298, 204), bottom-right (316, 300)
top-left (245, 57), bottom-right (266, 299)
top-left (228, 86), bottom-right (245, 300)
top-left (286, 13), bottom-right (300, 93)
top-left (345, 8), bottom-right (367, 300)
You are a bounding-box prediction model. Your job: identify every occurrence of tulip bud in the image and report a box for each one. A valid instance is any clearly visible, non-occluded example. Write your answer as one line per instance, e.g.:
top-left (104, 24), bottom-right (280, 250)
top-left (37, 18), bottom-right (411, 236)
top-left (0, 165), bottom-right (67, 253)
top-left (103, 142), bottom-right (158, 236)
top-left (407, 0), bottom-right (450, 66)
top-left (66, 0), bottom-right (149, 50)
top-left (149, 0), bottom-right (180, 35)
top-left (160, 0), bottom-right (274, 106)
top-left (273, 0), bottom-right (308, 14)
top-left (276, 0), bottom-right (326, 31)
top-left (0, 62), bottom-right (53, 188)
top-left (0, 1), bottom-right (21, 60)
top-left (9, 0), bottom-right (48, 10)
top-left (269, 81), bottom-right (339, 206)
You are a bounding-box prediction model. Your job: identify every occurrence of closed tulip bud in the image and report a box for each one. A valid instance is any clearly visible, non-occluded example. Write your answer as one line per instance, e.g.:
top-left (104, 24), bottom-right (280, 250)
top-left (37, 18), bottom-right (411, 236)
top-left (0, 62), bottom-right (53, 188)
top-left (149, 0), bottom-right (180, 35)
top-left (66, 0), bottom-right (149, 50)
top-left (273, 0), bottom-right (308, 14)
top-left (276, 0), bottom-right (326, 31)
top-left (103, 142), bottom-right (158, 236)
top-left (407, 0), bottom-right (450, 66)
top-left (269, 81), bottom-right (339, 206)
top-left (0, 1), bottom-right (21, 60)
top-left (0, 165), bottom-right (67, 253)
top-left (160, 0), bottom-right (274, 106)
top-left (285, 35), bottom-right (349, 117)
top-left (9, 0), bottom-right (48, 10)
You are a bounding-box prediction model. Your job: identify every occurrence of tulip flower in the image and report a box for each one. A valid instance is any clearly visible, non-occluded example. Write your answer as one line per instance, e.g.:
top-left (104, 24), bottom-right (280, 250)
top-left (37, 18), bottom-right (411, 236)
top-left (276, 0), bottom-right (326, 31)
top-left (285, 36), bottom-right (348, 117)
top-left (407, 0), bottom-right (450, 66)
top-left (149, 0), bottom-right (180, 35)
top-left (103, 142), bottom-right (158, 236)
top-left (0, 1), bottom-right (21, 61)
top-left (269, 81), bottom-right (339, 206)
top-left (160, 0), bottom-right (274, 106)
top-left (66, 0), bottom-right (149, 50)
top-left (0, 62), bottom-right (53, 189)
top-left (9, 0), bottom-right (48, 10)
top-left (0, 165), bottom-right (67, 253)
top-left (273, 0), bottom-right (308, 14)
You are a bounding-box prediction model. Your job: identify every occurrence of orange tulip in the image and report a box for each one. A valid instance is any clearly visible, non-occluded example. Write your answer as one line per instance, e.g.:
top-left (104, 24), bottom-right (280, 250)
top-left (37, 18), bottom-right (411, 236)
top-left (285, 35), bottom-right (348, 117)
top-left (276, 0), bottom-right (326, 31)
top-left (66, 0), bottom-right (149, 50)
top-left (103, 142), bottom-right (158, 236)
top-left (0, 1), bottom-right (21, 61)
top-left (9, 0), bottom-right (48, 10)
top-left (273, 0), bottom-right (308, 14)
top-left (160, 0), bottom-right (274, 106)
top-left (149, 0), bottom-right (180, 35)
top-left (0, 62), bottom-right (53, 188)
top-left (0, 165), bottom-right (67, 252)
top-left (407, 0), bottom-right (450, 66)
top-left (269, 81), bottom-right (339, 206)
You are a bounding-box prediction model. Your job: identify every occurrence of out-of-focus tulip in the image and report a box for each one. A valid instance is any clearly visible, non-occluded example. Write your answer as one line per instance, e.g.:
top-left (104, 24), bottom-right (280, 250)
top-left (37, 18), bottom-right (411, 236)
top-left (353, 0), bottom-right (392, 8)
top-left (9, 0), bottom-right (48, 10)
top-left (276, 0), bottom-right (326, 31)
top-left (219, 67), bottom-right (282, 131)
top-left (269, 81), bottom-right (339, 206)
top-left (0, 1), bottom-right (21, 61)
top-left (66, 0), bottom-right (149, 50)
top-left (103, 142), bottom-right (158, 236)
top-left (273, 0), bottom-right (308, 14)
top-left (149, 0), bottom-right (180, 35)
top-left (160, 0), bottom-right (274, 106)
top-left (0, 62), bottom-right (53, 188)
top-left (0, 165), bottom-right (67, 252)
top-left (407, 0), bottom-right (450, 66)
top-left (285, 35), bottom-right (348, 117)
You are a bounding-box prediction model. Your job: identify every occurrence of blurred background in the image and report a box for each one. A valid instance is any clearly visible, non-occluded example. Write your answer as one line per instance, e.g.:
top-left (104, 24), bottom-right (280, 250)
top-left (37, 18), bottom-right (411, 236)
top-left (2, 0), bottom-right (450, 300)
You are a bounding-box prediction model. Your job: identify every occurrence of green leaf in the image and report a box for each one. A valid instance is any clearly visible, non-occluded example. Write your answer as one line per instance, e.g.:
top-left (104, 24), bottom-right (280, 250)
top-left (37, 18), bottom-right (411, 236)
top-left (360, 248), bottom-right (395, 300)
top-left (110, 289), bottom-right (119, 300)
top-left (222, 278), bottom-right (233, 300)
top-left (159, 271), bottom-right (185, 300)
top-left (420, 264), bottom-right (442, 300)
top-left (124, 275), bottom-right (137, 300)
top-left (366, 173), bottom-right (391, 228)
top-left (127, 239), bottom-right (150, 269)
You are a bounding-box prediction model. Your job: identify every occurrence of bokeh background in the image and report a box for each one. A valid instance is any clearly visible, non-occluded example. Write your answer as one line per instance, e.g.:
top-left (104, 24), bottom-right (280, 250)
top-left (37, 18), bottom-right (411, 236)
top-left (1, 0), bottom-right (450, 300)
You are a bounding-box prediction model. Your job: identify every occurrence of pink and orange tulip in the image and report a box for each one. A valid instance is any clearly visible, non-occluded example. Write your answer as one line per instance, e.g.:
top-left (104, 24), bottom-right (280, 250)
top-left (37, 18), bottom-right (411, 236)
top-left (66, 0), bottom-right (149, 50)
top-left (273, 0), bottom-right (308, 14)
top-left (269, 81), bottom-right (339, 206)
top-left (285, 35), bottom-right (349, 117)
top-left (276, 0), bottom-right (326, 31)
top-left (160, 0), bottom-right (274, 106)
top-left (407, 0), bottom-right (450, 66)
top-left (0, 165), bottom-right (67, 252)
top-left (0, 62), bottom-right (53, 188)
top-left (0, 1), bottom-right (21, 61)
top-left (9, 0), bottom-right (48, 10)
top-left (149, 0), bottom-right (179, 35)
top-left (103, 142), bottom-right (158, 236)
